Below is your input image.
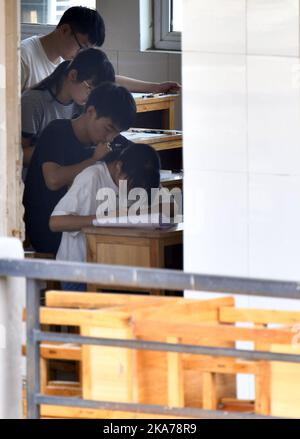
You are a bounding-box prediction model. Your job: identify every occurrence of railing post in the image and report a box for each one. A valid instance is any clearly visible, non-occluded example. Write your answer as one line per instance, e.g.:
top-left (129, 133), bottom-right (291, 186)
top-left (26, 278), bottom-right (41, 419)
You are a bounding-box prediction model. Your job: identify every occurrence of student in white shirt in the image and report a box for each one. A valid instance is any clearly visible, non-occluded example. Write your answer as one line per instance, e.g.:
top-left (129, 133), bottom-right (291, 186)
top-left (24, 82), bottom-right (136, 256)
top-left (22, 48), bottom-right (115, 166)
top-left (21, 6), bottom-right (181, 94)
top-left (21, 6), bottom-right (105, 91)
top-left (50, 143), bottom-right (161, 291)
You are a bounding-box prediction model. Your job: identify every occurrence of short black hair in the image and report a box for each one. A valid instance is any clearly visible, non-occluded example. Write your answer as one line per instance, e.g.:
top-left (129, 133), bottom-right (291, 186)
top-left (67, 48), bottom-right (115, 86)
top-left (57, 6), bottom-right (105, 47)
top-left (119, 143), bottom-right (161, 200)
top-left (86, 82), bottom-right (137, 131)
top-left (34, 48), bottom-right (115, 92)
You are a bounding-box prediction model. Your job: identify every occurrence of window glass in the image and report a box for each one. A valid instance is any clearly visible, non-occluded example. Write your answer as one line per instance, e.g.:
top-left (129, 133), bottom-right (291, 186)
top-left (21, 0), bottom-right (96, 25)
top-left (172, 0), bottom-right (182, 32)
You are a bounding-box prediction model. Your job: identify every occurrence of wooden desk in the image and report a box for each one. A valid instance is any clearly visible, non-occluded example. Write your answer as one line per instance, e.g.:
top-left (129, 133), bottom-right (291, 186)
top-left (83, 223), bottom-right (183, 295)
top-left (133, 94), bottom-right (178, 129)
top-left (123, 128), bottom-right (182, 152)
top-left (161, 172), bottom-right (183, 191)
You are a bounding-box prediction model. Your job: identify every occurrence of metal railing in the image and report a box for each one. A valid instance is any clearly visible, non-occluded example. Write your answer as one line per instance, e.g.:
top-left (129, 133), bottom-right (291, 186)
top-left (1, 257), bottom-right (300, 419)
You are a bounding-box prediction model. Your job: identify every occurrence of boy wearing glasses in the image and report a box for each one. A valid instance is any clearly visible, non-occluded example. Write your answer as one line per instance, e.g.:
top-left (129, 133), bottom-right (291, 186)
top-left (21, 48), bottom-right (115, 166)
top-left (21, 6), bottom-right (103, 91)
top-left (23, 82), bottom-right (136, 255)
top-left (21, 6), bottom-right (180, 94)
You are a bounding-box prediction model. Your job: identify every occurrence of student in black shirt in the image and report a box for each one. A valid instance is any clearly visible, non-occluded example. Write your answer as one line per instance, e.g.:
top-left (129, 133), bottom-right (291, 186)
top-left (23, 82), bottom-right (136, 254)
top-left (22, 47), bottom-right (115, 166)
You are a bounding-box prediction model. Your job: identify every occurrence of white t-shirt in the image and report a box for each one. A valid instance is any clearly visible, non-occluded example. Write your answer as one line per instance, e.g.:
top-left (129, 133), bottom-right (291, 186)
top-left (21, 36), bottom-right (63, 91)
top-left (52, 162), bottom-right (119, 263)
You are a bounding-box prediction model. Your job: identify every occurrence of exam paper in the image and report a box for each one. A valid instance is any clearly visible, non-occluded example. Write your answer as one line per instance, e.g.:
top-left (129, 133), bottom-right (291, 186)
top-left (131, 93), bottom-right (179, 99)
top-left (131, 92), bottom-right (155, 99)
top-left (121, 131), bottom-right (164, 141)
top-left (92, 213), bottom-right (174, 229)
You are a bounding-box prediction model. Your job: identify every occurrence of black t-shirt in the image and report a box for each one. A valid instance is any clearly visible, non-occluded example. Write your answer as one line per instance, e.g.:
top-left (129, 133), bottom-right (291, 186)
top-left (23, 119), bottom-right (94, 254)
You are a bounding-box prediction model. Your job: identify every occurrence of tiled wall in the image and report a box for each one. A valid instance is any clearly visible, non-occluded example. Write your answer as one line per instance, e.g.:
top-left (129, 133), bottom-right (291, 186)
top-left (184, 0), bottom-right (300, 286)
top-left (183, 0), bottom-right (300, 396)
top-left (99, 0), bottom-right (182, 129)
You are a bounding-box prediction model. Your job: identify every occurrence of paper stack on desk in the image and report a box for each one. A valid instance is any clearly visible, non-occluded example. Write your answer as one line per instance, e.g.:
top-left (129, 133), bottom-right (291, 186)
top-left (160, 170), bottom-right (173, 180)
top-left (131, 92), bottom-right (179, 99)
top-left (92, 213), bottom-right (174, 230)
top-left (131, 92), bottom-right (156, 99)
top-left (121, 131), bottom-right (163, 141)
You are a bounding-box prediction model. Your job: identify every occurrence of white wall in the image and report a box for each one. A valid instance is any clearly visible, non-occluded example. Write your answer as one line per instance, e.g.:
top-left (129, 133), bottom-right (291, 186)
top-left (98, 0), bottom-right (182, 129)
top-left (183, 0), bottom-right (300, 295)
top-left (1, 0), bottom-right (23, 239)
top-left (0, 0), bottom-right (24, 418)
top-left (183, 0), bottom-right (300, 399)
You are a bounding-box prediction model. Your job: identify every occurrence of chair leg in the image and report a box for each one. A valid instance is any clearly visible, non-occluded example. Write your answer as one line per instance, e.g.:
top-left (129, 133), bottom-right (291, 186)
top-left (167, 336), bottom-right (185, 407)
top-left (202, 371), bottom-right (217, 410)
top-left (255, 362), bottom-right (271, 415)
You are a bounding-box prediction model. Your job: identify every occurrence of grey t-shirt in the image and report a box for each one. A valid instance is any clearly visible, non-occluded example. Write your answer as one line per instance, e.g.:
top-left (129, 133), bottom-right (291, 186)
top-left (21, 88), bottom-right (79, 143)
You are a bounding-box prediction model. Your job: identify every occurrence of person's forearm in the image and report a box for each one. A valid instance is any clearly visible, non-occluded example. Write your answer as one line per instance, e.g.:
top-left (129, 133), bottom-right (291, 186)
top-left (49, 214), bottom-right (95, 232)
top-left (23, 146), bottom-right (35, 167)
top-left (52, 157), bottom-right (96, 190)
top-left (21, 61), bottom-right (29, 92)
top-left (116, 75), bottom-right (158, 93)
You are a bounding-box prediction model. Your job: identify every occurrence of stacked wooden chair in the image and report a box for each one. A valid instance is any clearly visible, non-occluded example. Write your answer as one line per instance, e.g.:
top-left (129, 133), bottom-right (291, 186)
top-left (23, 292), bottom-right (300, 418)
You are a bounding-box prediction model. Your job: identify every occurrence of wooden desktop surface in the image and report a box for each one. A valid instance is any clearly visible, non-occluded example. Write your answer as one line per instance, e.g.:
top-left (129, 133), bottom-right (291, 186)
top-left (133, 94), bottom-right (179, 130)
top-left (134, 94), bottom-right (178, 110)
top-left (123, 128), bottom-right (182, 151)
top-left (82, 222), bottom-right (183, 239)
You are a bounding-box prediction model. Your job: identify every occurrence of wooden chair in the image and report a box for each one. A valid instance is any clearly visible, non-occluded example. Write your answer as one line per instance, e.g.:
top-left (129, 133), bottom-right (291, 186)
top-left (24, 292), bottom-right (300, 418)
top-left (24, 293), bottom-right (236, 418)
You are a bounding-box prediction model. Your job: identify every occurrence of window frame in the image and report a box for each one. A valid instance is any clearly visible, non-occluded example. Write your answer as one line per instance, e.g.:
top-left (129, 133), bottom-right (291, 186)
top-left (21, 0), bottom-right (100, 38)
top-left (153, 0), bottom-right (181, 51)
top-left (22, 23), bottom-right (54, 40)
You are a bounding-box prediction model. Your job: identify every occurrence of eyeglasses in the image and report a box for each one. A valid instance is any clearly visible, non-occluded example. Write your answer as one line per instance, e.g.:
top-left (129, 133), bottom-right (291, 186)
top-left (83, 80), bottom-right (93, 92)
top-left (70, 26), bottom-right (88, 51)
